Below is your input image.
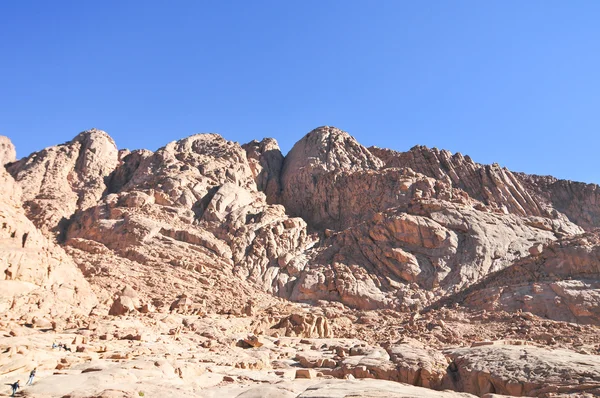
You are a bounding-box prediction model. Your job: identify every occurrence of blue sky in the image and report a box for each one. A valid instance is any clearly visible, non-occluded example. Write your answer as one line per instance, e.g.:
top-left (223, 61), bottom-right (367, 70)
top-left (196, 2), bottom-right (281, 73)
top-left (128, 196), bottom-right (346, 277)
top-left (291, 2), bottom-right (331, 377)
top-left (1, 1), bottom-right (599, 183)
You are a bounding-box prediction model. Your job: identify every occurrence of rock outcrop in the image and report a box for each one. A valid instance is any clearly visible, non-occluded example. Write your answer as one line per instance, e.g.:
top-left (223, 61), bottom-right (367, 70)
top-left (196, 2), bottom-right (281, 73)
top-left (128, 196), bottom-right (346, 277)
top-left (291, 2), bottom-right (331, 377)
top-left (3, 126), bottom-right (600, 398)
top-left (0, 136), bottom-right (97, 321)
top-left (0, 136), bottom-right (16, 165)
top-left (281, 126), bottom-right (384, 230)
top-left (371, 145), bottom-right (546, 218)
top-left (8, 126), bottom-right (597, 317)
top-left (54, 134), bottom-right (313, 314)
top-left (5, 126), bottom-right (600, 320)
top-left (274, 127), bottom-right (586, 311)
top-left (6, 129), bottom-right (119, 235)
top-left (320, 340), bottom-right (451, 389)
top-left (454, 231), bottom-right (600, 324)
top-left (243, 138), bottom-right (284, 204)
top-left (445, 342), bottom-right (600, 396)
top-left (517, 172), bottom-right (600, 231)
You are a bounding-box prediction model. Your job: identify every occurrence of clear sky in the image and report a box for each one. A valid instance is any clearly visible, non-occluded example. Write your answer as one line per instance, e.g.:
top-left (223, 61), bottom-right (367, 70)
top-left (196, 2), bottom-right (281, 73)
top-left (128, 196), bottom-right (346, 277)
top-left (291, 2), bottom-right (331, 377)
top-left (1, 1), bottom-right (599, 183)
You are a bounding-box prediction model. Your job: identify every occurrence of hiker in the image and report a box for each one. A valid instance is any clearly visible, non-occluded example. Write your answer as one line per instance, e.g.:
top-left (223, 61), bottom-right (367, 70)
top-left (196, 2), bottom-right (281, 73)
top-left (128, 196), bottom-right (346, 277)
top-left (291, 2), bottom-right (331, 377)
top-left (27, 368), bottom-right (36, 385)
top-left (7, 380), bottom-right (20, 397)
top-left (52, 342), bottom-right (57, 349)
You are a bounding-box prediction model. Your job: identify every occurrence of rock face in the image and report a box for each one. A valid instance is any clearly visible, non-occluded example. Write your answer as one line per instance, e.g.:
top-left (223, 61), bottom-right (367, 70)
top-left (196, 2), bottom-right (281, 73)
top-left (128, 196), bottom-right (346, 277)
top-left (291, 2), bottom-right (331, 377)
top-left (55, 133), bottom-right (313, 314)
top-left (274, 126), bottom-right (587, 313)
top-left (517, 172), bottom-right (600, 231)
top-left (6, 129), bottom-right (119, 235)
top-left (3, 127), bottom-right (600, 398)
top-left (281, 126), bottom-right (384, 230)
top-left (5, 126), bottom-right (599, 320)
top-left (445, 342), bottom-right (600, 396)
top-left (243, 138), bottom-right (284, 204)
top-left (0, 136), bottom-right (97, 321)
top-left (371, 146), bottom-right (546, 218)
top-left (289, 202), bottom-right (582, 310)
top-left (371, 145), bottom-right (600, 232)
top-left (0, 136), bottom-right (16, 165)
top-left (455, 231), bottom-right (600, 324)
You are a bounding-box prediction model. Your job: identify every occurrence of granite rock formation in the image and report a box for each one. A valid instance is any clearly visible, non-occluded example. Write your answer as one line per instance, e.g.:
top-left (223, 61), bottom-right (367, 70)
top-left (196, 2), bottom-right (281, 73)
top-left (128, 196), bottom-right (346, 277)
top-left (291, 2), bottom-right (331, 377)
top-left (0, 136), bottom-right (97, 322)
top-left (2, 126), bottom-right (600, 397)
top-left (6, 129), bottom-right (119, 236)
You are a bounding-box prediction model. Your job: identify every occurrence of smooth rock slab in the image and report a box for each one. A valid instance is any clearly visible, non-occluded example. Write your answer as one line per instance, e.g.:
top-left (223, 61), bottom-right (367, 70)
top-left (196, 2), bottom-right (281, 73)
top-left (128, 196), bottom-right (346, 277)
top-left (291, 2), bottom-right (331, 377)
top-left (297, 379), bottom-right (476, 398)
top-left (445, 343), bottom-right (600, 396)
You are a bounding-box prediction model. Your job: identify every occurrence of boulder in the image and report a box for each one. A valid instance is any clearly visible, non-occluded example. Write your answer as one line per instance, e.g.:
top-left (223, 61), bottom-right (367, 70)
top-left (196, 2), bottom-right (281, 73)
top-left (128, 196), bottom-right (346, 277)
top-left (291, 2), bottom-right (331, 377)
top-left (445, 343), bottom-right (600, 396)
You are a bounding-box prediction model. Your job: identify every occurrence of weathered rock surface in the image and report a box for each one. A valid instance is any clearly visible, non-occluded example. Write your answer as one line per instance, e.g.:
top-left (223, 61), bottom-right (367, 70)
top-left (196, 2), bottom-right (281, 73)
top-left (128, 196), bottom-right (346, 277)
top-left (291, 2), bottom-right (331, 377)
top-left (3, 126), bottom-right (600, 398)
top-left (5, 126), bottom-right (600, 319)
top-left (371, 145), bottom-right (546, 218)
top-left (371, 144), bottom-right (600, 233)
top-left (108, 286), bottom-right (141, 316)
top-left (290, 202), bottom-right (583, 310)
top-left (275, 126), bottom-right (585, 311)
top-left (243, 138), bottom-right (284, 204)
top-left (314, 339), bottom-right (451, 390)
top-left (445, 342), bottom-right (600, 396)
top-left (0, 137), bottom-right (97, 321)
top-left (0, 135), bottom-right (16, 165)
top-left (281, 126), bottom-right (384, 230)
top-left (517, 172), bottom-right (600, 231)
top-left (57, 134), bottom-right (314, 312)
top-left (8, 126), bottom-right (598, 318)
top-left (457, 231), bottom-right (600, 324)
top-left (7, 129), bottom-right (119, 235)
top-left (268, 313), bottom-right (333, 338)
top-left (296, 379), bottom-right (476, 398)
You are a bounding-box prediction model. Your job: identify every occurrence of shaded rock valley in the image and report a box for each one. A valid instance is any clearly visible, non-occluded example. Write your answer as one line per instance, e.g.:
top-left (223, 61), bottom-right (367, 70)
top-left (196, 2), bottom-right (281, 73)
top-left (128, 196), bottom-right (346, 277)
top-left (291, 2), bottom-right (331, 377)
top-left (1, 127), bottom-right (600, 397)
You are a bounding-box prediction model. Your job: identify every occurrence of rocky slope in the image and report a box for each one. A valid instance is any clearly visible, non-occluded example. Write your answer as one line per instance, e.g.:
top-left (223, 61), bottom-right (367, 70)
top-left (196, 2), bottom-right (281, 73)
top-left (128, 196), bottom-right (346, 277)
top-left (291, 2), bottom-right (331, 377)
top-left (1, 126), bottom-right (600, 397)
top-left (4, 126), bottom-right (599, 319)
top-left (0, 137), bottom-right (96, 324)
top-left (370, 145), bottom-right (546, 218)
top-left (277, 127), bottom-right (588, 312)
top-left (516, 172), bottom-right (600, 231)
top-left (6, 129), bottom-right (119, 236)
top-left (442, 231), bottom-right (600, 325)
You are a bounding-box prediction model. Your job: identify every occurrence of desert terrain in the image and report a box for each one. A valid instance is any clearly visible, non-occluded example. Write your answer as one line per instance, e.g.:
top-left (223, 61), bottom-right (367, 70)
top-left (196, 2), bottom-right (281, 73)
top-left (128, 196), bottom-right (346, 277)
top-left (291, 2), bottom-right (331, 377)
top-left (1, 126), bottom-right (600, 397)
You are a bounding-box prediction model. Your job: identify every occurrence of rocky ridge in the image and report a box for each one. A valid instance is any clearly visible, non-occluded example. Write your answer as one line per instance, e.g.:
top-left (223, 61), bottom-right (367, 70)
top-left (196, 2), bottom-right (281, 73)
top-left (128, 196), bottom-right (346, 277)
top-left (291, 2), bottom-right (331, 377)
top-left (0, 138), bottom-right (96, 324)
top-left (1, 126), bottom-right (600, 397)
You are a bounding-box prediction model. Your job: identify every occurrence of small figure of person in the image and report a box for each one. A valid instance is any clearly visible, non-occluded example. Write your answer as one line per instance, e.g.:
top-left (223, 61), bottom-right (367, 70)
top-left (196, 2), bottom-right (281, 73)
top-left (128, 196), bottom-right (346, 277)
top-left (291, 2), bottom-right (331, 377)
top-left (52, 342), bottom-right (57, 349)
top-left (27, 368), bottom-right (36, 385)
top-left (8, 380), bottom-right (20, 397)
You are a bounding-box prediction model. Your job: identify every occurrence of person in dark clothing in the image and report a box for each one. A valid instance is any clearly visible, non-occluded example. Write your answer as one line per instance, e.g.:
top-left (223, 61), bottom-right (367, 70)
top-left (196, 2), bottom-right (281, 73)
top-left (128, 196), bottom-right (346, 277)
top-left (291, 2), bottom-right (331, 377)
top-left (27, 368), bottom-right (36, 385)
top-left (8, 380), bottom-right (20, 397)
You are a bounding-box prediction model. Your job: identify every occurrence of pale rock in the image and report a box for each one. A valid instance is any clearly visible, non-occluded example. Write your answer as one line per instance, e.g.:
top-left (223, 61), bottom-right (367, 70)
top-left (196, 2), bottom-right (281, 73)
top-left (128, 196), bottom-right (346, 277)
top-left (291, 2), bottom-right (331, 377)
top-left (7, 129), bottom-right (119, 234)
top-left (0, 136), bottom-right (16, 165)
top-left (445, 343), bottom-right (600, 396)
top-left (296, 368), bottom-right (316, 379)
top-left (0, 148), bottom-right (97, 319)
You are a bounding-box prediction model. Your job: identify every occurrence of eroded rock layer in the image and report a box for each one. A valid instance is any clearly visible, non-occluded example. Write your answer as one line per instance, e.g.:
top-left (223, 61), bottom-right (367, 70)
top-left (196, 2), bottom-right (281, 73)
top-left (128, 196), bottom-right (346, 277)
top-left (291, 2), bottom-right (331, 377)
top-left (4, 126), bottom-right (600, 320)
top-left (0, 136), bottom-right (96, 322)
top-left (2, 126), bottom-right (600, 397)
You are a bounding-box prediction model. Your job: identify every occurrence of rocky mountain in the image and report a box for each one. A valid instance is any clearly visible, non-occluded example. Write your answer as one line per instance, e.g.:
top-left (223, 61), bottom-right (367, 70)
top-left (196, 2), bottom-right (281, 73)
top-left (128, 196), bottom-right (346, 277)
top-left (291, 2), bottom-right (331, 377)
top-left (0, 137), bottom-right (97, 324)
top-left (1, 126), bottom-right (600, 397)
